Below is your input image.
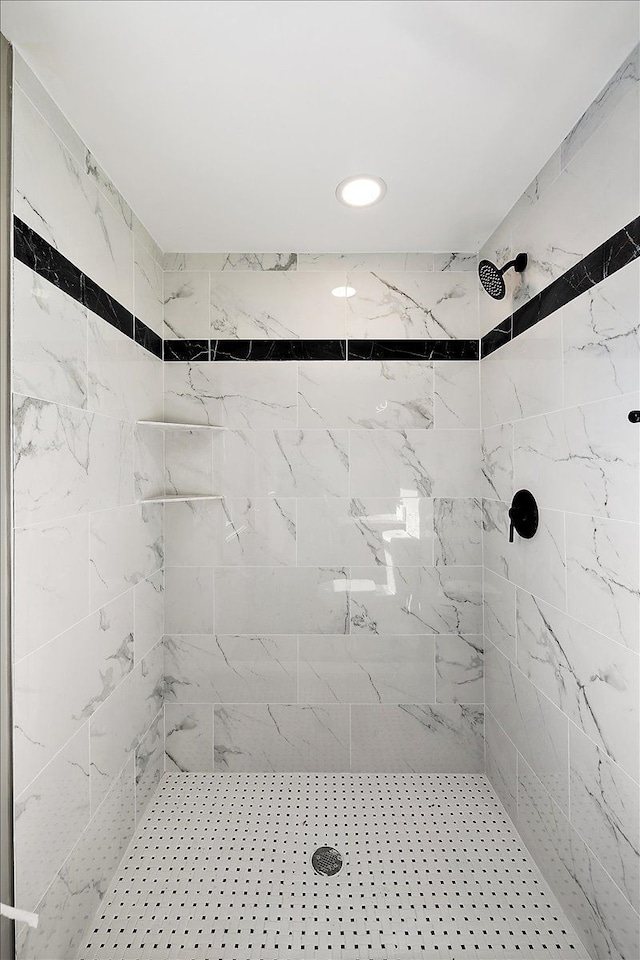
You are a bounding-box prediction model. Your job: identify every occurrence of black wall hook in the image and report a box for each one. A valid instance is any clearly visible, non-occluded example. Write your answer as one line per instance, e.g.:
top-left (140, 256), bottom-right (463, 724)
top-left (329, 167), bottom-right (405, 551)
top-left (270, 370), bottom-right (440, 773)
top-left (509, 490), bottom-right (539, 543)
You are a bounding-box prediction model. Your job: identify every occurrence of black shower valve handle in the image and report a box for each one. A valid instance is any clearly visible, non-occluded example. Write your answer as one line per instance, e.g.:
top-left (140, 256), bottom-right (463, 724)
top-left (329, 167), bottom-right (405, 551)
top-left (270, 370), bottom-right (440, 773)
top-left (508, 489), bottom-right (539, 543)
top-left (629, 410), bottom-right (640, 423)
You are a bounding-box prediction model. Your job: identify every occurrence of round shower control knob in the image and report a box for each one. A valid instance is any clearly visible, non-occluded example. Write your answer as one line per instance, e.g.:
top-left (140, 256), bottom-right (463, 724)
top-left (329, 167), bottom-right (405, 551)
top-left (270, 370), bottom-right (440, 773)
top-left (508, 489), bottom-right (539, 543)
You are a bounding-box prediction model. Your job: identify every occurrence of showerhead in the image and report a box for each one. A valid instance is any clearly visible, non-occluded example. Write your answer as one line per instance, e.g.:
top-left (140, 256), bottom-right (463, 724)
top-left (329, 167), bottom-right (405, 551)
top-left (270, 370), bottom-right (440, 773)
top-left (478, 253), bottom-right (528, 300)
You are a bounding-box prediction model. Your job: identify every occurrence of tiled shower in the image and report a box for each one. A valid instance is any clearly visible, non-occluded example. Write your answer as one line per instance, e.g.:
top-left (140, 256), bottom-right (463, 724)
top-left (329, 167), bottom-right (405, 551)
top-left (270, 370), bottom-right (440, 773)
top-left (3, 26), bottom-right (639, 960)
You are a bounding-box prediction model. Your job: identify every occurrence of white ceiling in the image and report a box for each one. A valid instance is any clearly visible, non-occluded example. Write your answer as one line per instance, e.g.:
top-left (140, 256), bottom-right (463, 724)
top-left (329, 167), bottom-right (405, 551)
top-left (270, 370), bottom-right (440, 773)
top-left (2, 0), bottom-right (638, 252)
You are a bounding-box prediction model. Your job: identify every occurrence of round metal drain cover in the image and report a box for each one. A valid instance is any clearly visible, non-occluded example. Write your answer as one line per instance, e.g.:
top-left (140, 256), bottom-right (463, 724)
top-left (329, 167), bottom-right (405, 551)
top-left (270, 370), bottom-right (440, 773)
top-left (312, 846), bottom-right (343, 877)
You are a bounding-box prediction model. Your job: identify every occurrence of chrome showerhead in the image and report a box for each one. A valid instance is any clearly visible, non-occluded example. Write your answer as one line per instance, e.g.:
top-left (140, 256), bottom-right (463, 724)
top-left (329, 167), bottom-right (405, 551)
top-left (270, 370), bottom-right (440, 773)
top-left (478, 253), bottom-right (528, 300)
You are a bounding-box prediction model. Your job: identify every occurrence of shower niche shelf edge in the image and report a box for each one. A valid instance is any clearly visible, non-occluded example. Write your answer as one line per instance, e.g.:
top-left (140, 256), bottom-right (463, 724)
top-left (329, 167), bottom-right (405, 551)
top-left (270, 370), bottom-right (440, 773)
top-left (138, 495), bottom-right (223, 503)
top-left (136, 420), bottom-right (226, 430)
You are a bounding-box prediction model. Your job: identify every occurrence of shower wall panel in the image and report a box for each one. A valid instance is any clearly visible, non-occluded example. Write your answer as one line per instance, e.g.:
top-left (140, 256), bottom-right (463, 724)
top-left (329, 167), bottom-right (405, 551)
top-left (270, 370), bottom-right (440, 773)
top-left (161, 252), bottom-right (484, 774)
top-left (481, 44), bottom-right (640, 960)
top-left (11, 59), bottom-right (165, 960)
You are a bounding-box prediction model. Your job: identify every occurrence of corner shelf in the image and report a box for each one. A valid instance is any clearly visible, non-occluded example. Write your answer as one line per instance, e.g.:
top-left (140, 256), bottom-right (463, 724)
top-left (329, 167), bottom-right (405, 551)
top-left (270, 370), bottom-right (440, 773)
top-left (138, 495), bottom-right (223, 504)
top-left (136, 420), bottom-right (225, 430)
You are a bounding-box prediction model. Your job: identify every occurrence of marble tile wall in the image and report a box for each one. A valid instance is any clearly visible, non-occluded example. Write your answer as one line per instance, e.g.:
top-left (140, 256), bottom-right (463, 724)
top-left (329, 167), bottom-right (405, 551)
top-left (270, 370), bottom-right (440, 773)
top-left (162, 251), bottom-right (483, 774)
top-left (11, 60), bottom-right (165, 960)
top-left (481, 45), bottom-right (640, 960)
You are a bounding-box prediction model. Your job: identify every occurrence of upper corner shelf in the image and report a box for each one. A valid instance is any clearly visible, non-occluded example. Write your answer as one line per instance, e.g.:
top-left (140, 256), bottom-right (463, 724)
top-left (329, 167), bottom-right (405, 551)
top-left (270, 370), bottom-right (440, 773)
top-left (138, 495), bottom-right (223, 504)
top-left (136, 420), bottom-right (225, 430)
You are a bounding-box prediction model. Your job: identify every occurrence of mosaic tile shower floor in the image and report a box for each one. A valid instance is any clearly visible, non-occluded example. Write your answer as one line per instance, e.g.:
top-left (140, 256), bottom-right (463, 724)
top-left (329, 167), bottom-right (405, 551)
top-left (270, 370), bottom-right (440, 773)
top-left (82, 774), bottom-right (587, 960)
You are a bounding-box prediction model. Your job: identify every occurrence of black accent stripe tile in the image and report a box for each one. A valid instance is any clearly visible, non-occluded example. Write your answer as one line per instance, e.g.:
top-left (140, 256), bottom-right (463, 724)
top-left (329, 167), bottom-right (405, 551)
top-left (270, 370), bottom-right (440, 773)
top-left (347, 339), bottom-right (479, 361)
top-left (210, 339), bottom-right (346, 361)
top-left (164, 339), bottom-right (210, 361)
top-left (83, 274), bottom-right (133, 338)
top-left (14, 217), bottom-right (83, 302)
top-left (486, 217), bottom-right (640, 353)
top-left (135, 318), bottom-right (163, 360)
top-left (481, 318), bottom-right (512, 359)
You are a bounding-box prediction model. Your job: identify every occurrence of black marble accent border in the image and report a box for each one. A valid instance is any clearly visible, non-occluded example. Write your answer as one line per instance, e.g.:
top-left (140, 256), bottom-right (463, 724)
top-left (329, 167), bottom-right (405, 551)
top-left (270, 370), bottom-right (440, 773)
top-left (348, 339), bottom-right (480, 361)
top-left (482, 217), bottom-right (640, 358)
top-left (135, 317), bottom-right (163, 360)
top-left (13, 217), bottom-right (162, 359)
top-left (210, 339), bottom-right (346, 361)
top-left (14, 216), bottom-right (83, 302)
top-left (163, 339), bottom-right (210, 362)
top-left (480, 319), bottom-right (512, 359)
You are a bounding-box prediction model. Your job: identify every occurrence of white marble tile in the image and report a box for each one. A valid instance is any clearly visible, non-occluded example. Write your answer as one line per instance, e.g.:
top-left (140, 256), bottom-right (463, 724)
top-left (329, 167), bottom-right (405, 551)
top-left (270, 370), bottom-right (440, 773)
top-left (297, 252), bottom-right (433, 271)
top-left (514, 393), bottom-right (639, 522)
top-left (164, 567), bottom-right (214, 634)
top-left (349, 429), bottom-right (481, 499)
top-left (296, 497), bottom-right (434, 567)
top-left (482, 499), bottom-right (567, 610)
top-left (90, 503), bottom-right (163, 609)
top-left (13, 394), bottom-right (91, 526)
top-left (433, 361), bottom-right (480, 429)
top-left (566, 513), bottom-right (639, 652)
top-left (481, 315), bottom-right (563, 427)
top-left (89, 643), bottom-right (163, 810)
top-left (481, 422), bottom-right (514, 502)
top-left (435, 635), bottom-right (483, 703)
top-left (298, 361), bottom-right (433, 429)
top-left (483, 567), bottom-right (516, 663)
top-left (165, 703), bottom-right (213, 772)
top-left (561, 46), bottom-right (639, 168)
top-left (12, 259), bottom-right (87, 409)
top-left (18, 756), bottom-right (135, 960)
top-left (14, 514), bottom-right (90, 661)
top-left (298, 635), bottom-right (435, 704)
top-left (432, 252), bottom-right (478, 272)
top-left (517, 590), bottom-right (639, 780)
top-left (563, 260), bottom-right (640, 407)
top-left (213, 704), bottom-right (350, 772)
top-left (88, 313), bottom-right (163, 421)
top-left (13, 88), bottom-right (134, 311)
top-left (350, 704), bottom-right (484, 773)
top-left (570, 725), bottom-right (639, 909)
top-left (518, 758), bottom-right (640, 960)
top-left (165, 634), bottom-right (297, 704)
top-left (84, 151), bottom-right (132, 230)
top-left (165, 252), bottom-right (297, 271)
top-left (485, 640), bottom-right (569, 812)
top-left (345, 271), bottom-right (478, 340)
top-left (485, 707), bottom-right (518, 823)
top-left (349, 566), bottom-right (482, 636)
top-left (215, 567), bottom-right (349, 635)
top-left (209, 271), bottom-right (347, 339)
top-left (13, 396), bottom-right (135, 526)
top-left (433, 498), bottom-right (482, 565)
top-left (134, 421), bottom-right (165, 501)
top-left (132, 213), bottom-right (163, 266)
top-left (134, 710), bottom-right (164, 823)
top-left (165, 498), bottom-right (296, 567)
top-left (511, 85), bottom-right (639, 311)
top-left (509, 149), bottom-right (562, 227)
top-left (164, 427), bottom-right (214, 497)
top-left (163, 271), bottom-right (210, 339)
top-left (134, 237), bottom-right (164, 337)
top-left (214, 429), bottom-right (349, 498)
top-left (14, 726), bottom-right (90, 912)
top-left (134, 569), bottom-right (164, 664)
top-left (87, 411), bottom-right (134, 512)
top-left (13, 590), bottom-right (134, 796)
top-left (164, 360), bottom-right (298, 429)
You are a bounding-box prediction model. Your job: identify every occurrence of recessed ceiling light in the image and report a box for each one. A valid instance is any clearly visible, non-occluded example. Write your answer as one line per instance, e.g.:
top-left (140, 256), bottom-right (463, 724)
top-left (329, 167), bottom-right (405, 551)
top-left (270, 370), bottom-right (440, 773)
top-left (336, 175), bottom-right (387, 208)
top-left (332, 285), bottom-right (356, 298)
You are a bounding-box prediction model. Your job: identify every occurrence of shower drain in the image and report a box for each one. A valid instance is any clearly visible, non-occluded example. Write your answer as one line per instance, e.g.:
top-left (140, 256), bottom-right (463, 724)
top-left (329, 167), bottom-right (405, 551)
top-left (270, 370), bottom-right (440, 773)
top-left (311, 846), bottom-right (343, 876)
